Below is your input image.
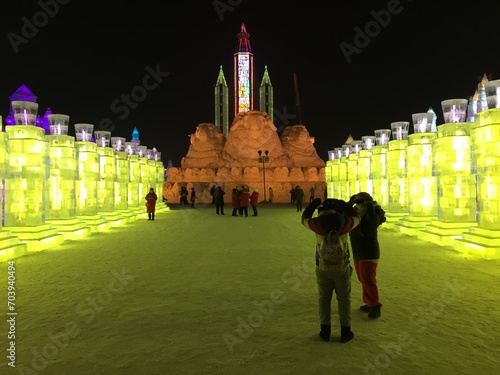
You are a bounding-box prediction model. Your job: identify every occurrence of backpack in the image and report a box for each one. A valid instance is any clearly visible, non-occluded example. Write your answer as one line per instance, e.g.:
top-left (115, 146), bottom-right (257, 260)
top-left (317, 230), bottom-right (348, 272)
top-left (375, 204), bottom-right (386, 226)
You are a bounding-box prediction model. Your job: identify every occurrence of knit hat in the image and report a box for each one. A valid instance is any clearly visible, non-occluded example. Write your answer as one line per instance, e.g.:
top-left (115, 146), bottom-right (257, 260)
top-left (355, 192), bottom-right (374, 203)
top-left (316, 209), bottom-right (345, 233)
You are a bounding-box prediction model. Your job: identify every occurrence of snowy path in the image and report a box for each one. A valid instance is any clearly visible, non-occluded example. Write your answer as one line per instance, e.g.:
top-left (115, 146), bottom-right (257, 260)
top-left (1, 203), bottom-right (499, 375)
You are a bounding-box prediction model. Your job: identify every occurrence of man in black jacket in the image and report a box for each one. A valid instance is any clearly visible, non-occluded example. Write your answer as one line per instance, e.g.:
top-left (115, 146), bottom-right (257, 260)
top-left (348, 192), bottom-right (385, 319)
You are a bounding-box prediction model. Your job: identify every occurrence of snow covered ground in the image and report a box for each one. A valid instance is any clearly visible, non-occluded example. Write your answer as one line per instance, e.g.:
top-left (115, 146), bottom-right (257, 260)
top-left (1, 203), bottom-right (499, 375)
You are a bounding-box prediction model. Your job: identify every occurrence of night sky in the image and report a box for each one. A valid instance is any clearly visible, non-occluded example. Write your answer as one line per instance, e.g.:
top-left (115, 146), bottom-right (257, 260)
top-left (0, 0), bottom-right (497, 166)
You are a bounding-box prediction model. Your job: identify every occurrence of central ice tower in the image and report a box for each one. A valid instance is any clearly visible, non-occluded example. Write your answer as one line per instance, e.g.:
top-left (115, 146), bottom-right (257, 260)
top-left (234, 23), bottom-right (254, 117)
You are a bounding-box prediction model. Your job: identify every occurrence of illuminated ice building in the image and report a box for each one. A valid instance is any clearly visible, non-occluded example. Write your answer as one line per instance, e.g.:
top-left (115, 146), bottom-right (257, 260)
top-left (324, 77), bottom-right (500, 260)
top-left (165, 23), bottom-right (326, 203)
top-left (0, 87), bottom-right (166, 261)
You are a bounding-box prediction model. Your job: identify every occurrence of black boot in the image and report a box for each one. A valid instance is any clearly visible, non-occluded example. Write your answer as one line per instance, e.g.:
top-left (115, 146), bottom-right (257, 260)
top-left (340, 326), bottom-right (354, 343)
top-left (151, 213), bottom-right (155, 221)
top-left (360, 305), bottom-right (370, 312)
top-left (368, 304), bottom-right (382, 319)
top-left (319, 324), bottom-right (331, 342)
top-left (148, 213), bottom-right (151, 220)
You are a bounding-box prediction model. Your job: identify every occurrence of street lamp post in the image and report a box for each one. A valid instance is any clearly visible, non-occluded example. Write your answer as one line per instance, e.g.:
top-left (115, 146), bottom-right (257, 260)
top-left (258, 150), bottom-right (269, 201)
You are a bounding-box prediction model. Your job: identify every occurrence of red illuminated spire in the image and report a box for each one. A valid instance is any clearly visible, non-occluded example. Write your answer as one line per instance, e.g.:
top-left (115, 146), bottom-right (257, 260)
top-left (236, 22), bottom-right (252, 52)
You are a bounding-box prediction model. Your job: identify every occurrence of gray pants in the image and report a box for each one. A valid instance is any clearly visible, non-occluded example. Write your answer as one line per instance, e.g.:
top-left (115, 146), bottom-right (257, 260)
top-left (316, 265), bottom-right (353, 327)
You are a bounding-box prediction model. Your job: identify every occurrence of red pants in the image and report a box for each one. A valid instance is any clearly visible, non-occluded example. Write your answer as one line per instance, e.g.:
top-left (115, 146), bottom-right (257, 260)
top-left (354, 260), bottom-right (380, 307)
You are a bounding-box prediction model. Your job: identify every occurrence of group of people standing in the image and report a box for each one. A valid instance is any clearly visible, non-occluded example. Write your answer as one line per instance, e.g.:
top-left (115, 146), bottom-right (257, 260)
top-left (207, 185), bottom-right (260, 216)
top-left (301, 191), bottom-right (385, 343)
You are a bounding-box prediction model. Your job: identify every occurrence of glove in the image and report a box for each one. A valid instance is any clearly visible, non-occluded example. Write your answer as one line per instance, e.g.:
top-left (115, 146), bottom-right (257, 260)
top-left (311, 198), bottom-right (322, 208)
top-left (330, 199), bottom-right (349, 214)
top-left (302, 198), bottom-right (322, 219)
top-left (348, 194), bottom-right (357, 206)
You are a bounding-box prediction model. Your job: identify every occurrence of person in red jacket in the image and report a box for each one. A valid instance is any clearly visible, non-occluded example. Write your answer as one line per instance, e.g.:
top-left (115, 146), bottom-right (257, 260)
top-left (231, 188), bottom-right (240, 216)
top-left (238, 187), bottom-right (250, 217)
top-left (145, 188), bottom-right (158, 220)
top-left (250, 188), bottom-right (259, 216)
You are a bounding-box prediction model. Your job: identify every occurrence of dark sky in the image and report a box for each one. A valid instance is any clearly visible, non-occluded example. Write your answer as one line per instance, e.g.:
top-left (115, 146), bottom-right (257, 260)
top-left (0, 0), bottom-right (497, 166)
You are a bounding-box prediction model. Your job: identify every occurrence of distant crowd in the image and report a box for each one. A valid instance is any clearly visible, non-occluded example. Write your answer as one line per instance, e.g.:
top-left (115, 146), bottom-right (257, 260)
top-left (172, 184), bottom-right (328, 217)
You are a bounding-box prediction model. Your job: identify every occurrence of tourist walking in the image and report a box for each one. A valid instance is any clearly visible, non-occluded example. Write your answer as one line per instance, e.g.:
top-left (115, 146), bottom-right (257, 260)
top-left (295, 185), bottom-right (304, 212)
top-left (210, 185), bottom-right (216, 205)
top-left (290, 188), bottom-right (296, 204)
top-left (190, 187), bottom-right (196, 208)
top-left (302, 198), bottom-right (365, 343)
top-left (268, 187), bottom-right (274, 203)
top-left (145, 187), bottom-right (158, 221)
top-left (250, 188), bottom-right (259, 216)
top-left (309, 186), bottom-right (315, 203)
top-left (214, 186), bottom-right (225, 215)
top-left (179, 186), bottom-right (189, 206)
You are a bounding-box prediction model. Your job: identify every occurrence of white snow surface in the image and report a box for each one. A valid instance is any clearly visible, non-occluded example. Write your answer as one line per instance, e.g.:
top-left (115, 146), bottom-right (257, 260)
top-left (1, 203), bottom-right (499, 375)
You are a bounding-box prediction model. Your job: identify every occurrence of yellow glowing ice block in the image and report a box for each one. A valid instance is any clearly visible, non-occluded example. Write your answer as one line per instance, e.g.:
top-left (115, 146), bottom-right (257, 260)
top-left (357, 149), bottom-right (372, 196)
top-left (46, 135), bottom-right (77, 219)
top-left (128, 154), bottom-right (140, 208)
top-left (4, 126), bottom-right (48, 226)
top-left (75, 141), bottom-right (99, 216)
top-left (114, 151), bottom-right (129, 210)
top-left (97, 146), bottom-right (116, 212)
top-left (452, 115), bottom-right (500, 259)
top-left (0, 131), bottom-right (8, 230)
top-left (138, 156), bottom-right (149, 203)
top-left (147, 159), bottom-right (157, 192)
top-left (370, 145), bottom-right (388, 209)
top-left (338, 156), bottom-right (349, 201)
top-left (406, 133), bottom-right (437, 216)
top-left (156, 161), bottom-right (165, 199)
top-left (474, 108), bottom-right (500, 128)
top-left (471, 121), bottom-right (500, 229)
top-left (434, 123), bottom-right (475, 222)
top-left (331, 159), bottom-right (340, 199)
top-left (347, 153), bottom-right (359, 200)
top-left (325, 160), bottom-right (332, 185)
top-left (386, 140), bottom-right (408, 213)
top-left (325, 160), bottom-right (335, 199)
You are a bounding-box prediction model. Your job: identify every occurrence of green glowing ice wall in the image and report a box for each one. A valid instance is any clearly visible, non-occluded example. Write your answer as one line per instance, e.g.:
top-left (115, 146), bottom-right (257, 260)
top-left (472, 109), bottom-right (500, 229)
top-left (331, 158), bottom-right (340, 199)
top-left (128, 154), bottom-right (140, 208)
top-left (147, 158), bottom-right (157, 193)
top-left (357, 149), bottom-right (372, 196)
top-left (0, 130), bottom-right (8, 229)
top-left (434, 123), bottom-right (476, 222)
top-left (97, 146), bottom-right (116, 212)
top-left (338, 155), bottom-right (349, 201)
top-left (114, 151), bottom-right (129, 210)
top-left (155, 160), bottom-right (164, 199)
top-left (347, 151), bottom-right (359, 199)
top-left (325, 160), bottom-right (333, 198)
top-left (75, 142), bottom-right (99, 216)
top-left (46, 135), bottom-right (77, 219)
top-left (370, 145), bottom-right (388, 209)
top-left (4, 125), bottom-right (48, 226)
top-left (406, 133), bottom-right (438, 216)
top-left (387, 140), bottom-right (408, 213)
top-left (138, 156), bottom-right (149, 202)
